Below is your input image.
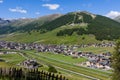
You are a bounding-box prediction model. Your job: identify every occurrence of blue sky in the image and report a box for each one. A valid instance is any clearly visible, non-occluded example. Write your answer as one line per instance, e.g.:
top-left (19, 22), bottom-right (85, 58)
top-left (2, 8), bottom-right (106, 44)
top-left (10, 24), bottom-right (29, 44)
top-left (0, 0), bottom-right (120, 19)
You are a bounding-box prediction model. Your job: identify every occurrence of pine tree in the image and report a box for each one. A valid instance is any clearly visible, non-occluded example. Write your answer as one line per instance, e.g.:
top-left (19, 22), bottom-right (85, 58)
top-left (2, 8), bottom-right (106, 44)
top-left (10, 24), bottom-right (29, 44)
top-left (112, 40), bottom-right (120, 80)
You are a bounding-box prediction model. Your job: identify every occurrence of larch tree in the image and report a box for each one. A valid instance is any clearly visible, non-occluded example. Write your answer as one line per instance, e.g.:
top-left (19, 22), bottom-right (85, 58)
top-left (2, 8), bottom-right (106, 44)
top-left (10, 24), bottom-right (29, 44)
top-left (112, 40), bottom-right (120, 80)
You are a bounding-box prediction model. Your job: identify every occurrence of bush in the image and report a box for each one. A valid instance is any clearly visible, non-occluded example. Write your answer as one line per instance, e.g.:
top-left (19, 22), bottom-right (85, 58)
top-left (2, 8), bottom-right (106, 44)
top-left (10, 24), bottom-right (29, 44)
top-left (48, 65), bottom-right (57, 73)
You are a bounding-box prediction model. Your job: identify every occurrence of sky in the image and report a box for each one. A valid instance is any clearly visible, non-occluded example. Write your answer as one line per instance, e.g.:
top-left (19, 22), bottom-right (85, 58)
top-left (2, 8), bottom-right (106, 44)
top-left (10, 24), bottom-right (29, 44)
top-left (0, 0), bottom-right (120, 19)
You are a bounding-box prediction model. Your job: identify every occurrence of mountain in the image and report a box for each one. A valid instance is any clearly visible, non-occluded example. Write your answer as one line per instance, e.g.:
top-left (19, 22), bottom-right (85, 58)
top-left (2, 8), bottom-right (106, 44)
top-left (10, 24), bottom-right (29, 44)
top-left (8, 18), bottom-right (34, 27)
top-left (18, 14), bottom-right (62, 32)
top-left (39, 11), bottom-right (120, 40)
top-left (0, 11), bottom-right (120, 44)
top-left (114, 16), bottom-right (120, 23)
top-left (8, 14), bottom-right (62, 28)
top-left (0, 18), bottom-right (11, 27)
top-left (0, 14), bottom-right (62, 34)
top-left (39, 11), bottom-right (96, 31)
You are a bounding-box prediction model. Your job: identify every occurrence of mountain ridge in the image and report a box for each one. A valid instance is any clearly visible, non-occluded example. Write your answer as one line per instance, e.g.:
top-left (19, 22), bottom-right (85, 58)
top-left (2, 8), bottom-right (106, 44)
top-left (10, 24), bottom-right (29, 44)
top-left (0, 14), bottom-right (62, 34)
top-left (0, 11), bottom-right (120, 44)
top-left (0, 18), bottom-right (11, 27)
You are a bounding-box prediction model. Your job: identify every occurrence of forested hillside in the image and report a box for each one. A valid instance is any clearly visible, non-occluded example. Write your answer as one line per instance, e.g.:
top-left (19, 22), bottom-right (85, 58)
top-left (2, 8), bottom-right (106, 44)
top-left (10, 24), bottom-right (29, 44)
top-left (54, 13), bottom-right (120, 40)
top-left (0, 11), bottom-right (120, 43)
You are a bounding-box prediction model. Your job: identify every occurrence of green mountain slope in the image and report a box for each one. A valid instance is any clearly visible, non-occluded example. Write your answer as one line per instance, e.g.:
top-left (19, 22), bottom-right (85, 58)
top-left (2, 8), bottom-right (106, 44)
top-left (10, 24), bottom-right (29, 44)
top-left (0, 28), bottom-right (98, 44)
top-left (0, 11), bottom-right (120, 44)
top-left (39, 11), bottom-right (120, 40)
top-left (0, 14), bottom-right (62, 34)
top-left (87, 15), bottom-right (120, 40)
top-left (39, 11), bottom-right (95, 31)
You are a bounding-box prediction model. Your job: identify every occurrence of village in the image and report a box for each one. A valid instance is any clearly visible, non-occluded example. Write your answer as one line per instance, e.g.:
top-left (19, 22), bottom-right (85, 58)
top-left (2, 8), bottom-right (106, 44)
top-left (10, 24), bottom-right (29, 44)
top-left (0, 41), bottom-right (114, 70)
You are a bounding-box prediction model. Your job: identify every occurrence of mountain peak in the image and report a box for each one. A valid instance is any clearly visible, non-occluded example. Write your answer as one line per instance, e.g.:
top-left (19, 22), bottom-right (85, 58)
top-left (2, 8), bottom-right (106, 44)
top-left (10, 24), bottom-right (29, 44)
top-left (68, 11), bottom-right (96, 19)
top-left (68, 11), bottom-right (93, 14)
top-left (114, 16), bottom-right (120, 23)
top-left (0, 18), bottom-right (11, 26)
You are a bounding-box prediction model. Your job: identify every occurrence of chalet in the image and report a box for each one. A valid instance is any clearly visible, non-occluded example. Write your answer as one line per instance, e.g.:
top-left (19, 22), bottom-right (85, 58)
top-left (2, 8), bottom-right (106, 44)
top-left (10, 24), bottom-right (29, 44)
top-left (19, 59), bottom-right (40, 69)
top-left (82, 52), bottom-right (112, 70)
top-left (0, 52), bottom-right (4, 54)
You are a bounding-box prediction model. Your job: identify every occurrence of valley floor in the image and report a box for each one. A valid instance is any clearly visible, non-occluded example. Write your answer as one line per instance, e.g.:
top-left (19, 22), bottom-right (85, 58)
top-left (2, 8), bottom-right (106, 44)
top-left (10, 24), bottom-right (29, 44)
top-left (0, 49), bottom-right (112, 80)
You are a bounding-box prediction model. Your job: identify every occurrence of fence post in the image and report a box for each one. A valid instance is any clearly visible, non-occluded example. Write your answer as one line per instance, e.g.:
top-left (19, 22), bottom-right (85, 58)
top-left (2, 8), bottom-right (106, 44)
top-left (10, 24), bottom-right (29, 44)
top-left (60, 75), bottom-right (63, 80)
top-left (51, 73), bottom-right (55, 80)
top-left (55, 75), bottom-right (59, 80)
top-left (48, 72), bottom-right (51, 80)
top-left (63, 76), bottom-right (66, 80)
top-left (40, 70), bottom-right (43, 80)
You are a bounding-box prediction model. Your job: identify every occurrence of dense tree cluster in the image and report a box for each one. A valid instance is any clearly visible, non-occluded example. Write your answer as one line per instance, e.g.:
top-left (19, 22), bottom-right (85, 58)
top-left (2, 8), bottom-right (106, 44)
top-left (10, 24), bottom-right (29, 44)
top-left (56, 28), bottom-right (86, 36)
top-left (112, 40), bottom-right (120, 80)
top-left (0, 26), bottom-right (16, 34)
top-left (87, 15), bottom-right (120, 40)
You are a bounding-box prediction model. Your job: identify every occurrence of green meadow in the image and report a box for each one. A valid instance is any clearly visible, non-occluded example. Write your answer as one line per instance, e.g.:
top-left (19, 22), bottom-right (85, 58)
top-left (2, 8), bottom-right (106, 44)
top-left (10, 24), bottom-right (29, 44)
top-left (77, 46), bottom-right (114, 54)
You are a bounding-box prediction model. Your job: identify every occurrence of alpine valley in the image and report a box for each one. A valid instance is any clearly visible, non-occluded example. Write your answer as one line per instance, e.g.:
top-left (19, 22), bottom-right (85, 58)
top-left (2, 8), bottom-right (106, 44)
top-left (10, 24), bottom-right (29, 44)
top-left (0, 11), bottom-right (120, 44)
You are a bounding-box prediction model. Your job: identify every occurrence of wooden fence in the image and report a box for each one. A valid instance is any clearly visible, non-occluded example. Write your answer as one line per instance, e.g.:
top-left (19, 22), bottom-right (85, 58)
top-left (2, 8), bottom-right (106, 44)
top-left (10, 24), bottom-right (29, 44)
top-left (0, 67), bottom-right (68, 80)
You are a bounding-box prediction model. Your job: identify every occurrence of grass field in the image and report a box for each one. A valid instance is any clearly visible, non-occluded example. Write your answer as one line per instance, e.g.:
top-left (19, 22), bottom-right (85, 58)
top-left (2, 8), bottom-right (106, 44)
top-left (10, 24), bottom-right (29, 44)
top-left (0, 53), bottom-right (26, 67)
top-left (22, 50), bottom-right (111, 80)
top-left (77, 46), bottom-right (114, 54)
top-left (38, 52), bottom-right (87, 64)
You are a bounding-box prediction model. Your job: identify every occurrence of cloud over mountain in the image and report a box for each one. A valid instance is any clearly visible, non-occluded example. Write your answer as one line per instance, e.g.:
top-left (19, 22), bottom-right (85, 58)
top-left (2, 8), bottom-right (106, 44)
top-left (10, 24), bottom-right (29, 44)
top-left (42, 4), bottom-right (60, 10)
top-left (9, 7), bottom-right (27, 14)
top-left (105, 11), bottom-right (120, 19)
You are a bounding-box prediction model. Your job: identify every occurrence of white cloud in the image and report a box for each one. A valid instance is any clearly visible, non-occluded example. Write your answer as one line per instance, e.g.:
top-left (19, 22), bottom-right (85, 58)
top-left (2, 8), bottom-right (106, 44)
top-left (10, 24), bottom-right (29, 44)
top-left (35, 12), bottom-right (40, 15)
top-left (105, 11), bottom-right (120, 19)
top-left (0, 0), bottom-right (3, 3)
top-left (9, 7), bottom-right (27, 14)
top-left (42, 4), bottom-right (60, 10)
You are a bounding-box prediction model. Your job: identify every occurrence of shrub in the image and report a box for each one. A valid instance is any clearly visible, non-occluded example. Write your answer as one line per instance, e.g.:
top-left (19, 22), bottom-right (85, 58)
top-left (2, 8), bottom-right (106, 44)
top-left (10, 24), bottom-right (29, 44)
top-left (48, 65), bottom-right (57, 73)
